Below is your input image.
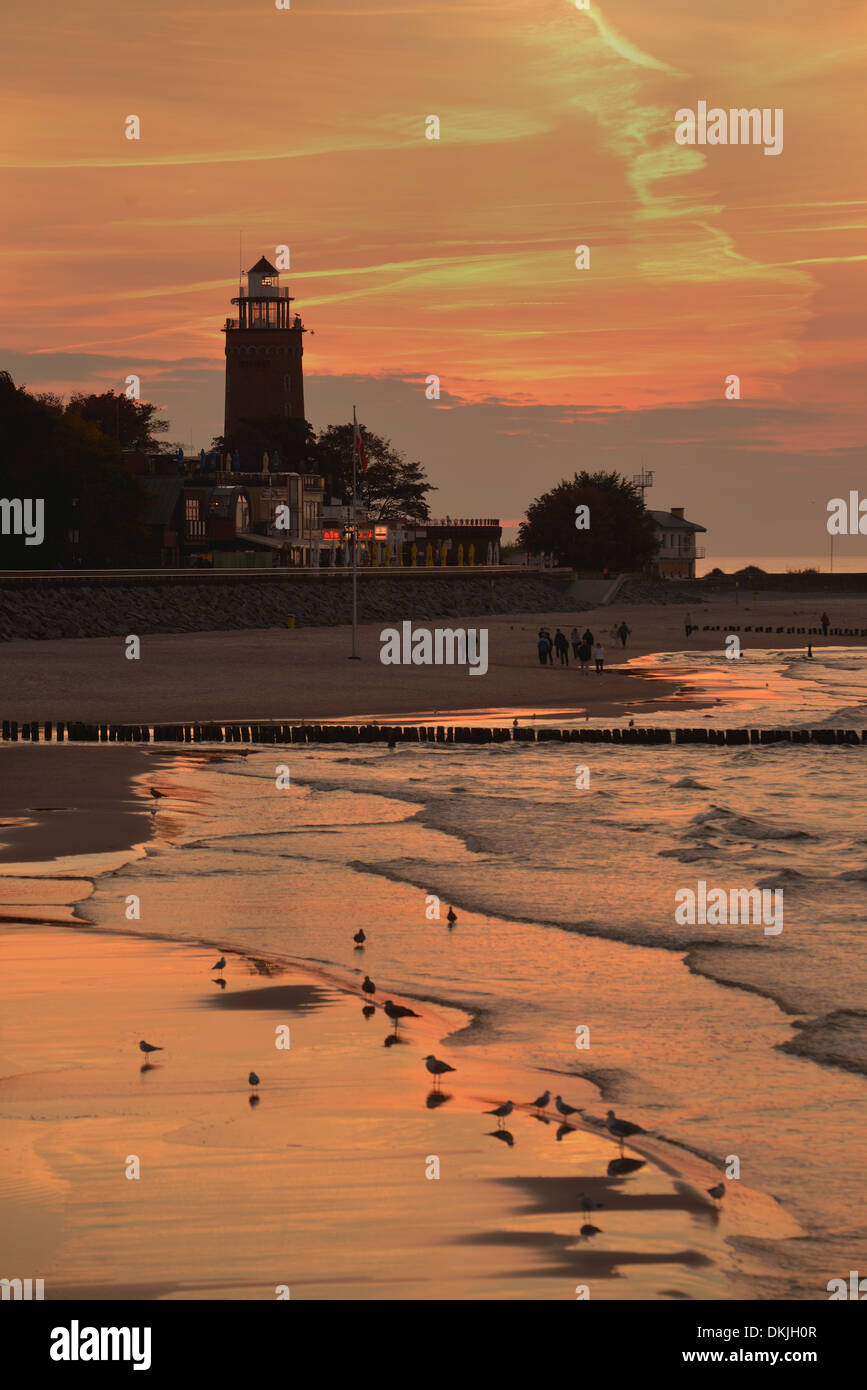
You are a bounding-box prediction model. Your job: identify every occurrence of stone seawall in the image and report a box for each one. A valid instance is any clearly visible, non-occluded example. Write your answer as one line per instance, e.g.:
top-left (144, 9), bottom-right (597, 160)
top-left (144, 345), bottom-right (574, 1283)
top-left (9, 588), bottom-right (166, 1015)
top-left (0, 571), bottom-right (586, 641)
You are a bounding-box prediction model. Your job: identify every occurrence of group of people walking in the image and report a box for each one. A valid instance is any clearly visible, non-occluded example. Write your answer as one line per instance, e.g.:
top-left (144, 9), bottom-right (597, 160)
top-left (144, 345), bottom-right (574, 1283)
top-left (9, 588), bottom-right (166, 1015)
top-left (537, 625), bottom-right (623, 672)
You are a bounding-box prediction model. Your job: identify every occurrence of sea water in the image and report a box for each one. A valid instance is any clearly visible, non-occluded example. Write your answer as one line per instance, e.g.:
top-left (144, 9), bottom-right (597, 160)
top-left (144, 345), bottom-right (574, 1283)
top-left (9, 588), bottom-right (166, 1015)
top-left (77, 647), bottom-right (867, 1297)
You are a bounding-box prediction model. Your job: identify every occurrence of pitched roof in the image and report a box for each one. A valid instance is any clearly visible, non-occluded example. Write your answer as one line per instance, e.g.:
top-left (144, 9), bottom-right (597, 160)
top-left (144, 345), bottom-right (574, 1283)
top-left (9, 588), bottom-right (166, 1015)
top-left (248, 256), bottom-right (278, 275)
top-left (141, 476), bottom-right (183, 525)
top-left (650, 509), bottom-right (706, 534)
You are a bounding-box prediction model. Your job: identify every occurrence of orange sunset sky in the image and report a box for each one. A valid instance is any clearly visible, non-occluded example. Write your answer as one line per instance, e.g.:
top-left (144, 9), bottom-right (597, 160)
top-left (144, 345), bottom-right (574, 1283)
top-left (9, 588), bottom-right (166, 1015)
top-left (1, 0), bottom-right (865, 555)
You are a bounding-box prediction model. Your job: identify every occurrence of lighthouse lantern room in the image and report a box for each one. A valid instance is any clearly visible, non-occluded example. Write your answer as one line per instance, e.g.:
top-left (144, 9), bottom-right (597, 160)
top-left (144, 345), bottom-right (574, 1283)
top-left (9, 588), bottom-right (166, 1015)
top-left (223, 255), bottom-right (306, 441)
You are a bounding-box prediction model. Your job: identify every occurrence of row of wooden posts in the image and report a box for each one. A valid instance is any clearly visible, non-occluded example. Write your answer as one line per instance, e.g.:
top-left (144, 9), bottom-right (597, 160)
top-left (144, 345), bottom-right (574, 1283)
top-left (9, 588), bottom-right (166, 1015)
top-left (697, 626), bottom-right (867, 635)
top-left (1, 721), bottom-right (863, 746)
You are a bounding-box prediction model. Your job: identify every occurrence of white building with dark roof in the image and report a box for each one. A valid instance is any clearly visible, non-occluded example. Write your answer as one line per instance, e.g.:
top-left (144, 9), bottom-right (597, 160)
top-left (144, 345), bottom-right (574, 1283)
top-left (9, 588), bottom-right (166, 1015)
top-left (650, 507), bottom-right (706, 579)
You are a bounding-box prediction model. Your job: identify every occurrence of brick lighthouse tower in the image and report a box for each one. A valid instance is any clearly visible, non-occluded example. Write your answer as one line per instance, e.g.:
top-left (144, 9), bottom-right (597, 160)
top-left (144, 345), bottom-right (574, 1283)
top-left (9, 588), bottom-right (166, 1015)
top-left (223, 255), bottom-right (306, 442)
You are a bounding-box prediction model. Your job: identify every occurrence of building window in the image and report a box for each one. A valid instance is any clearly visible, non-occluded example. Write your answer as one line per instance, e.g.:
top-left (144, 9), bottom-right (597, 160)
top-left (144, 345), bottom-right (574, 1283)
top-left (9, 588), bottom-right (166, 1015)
top-left (185, 496), bottom-right (206, 539)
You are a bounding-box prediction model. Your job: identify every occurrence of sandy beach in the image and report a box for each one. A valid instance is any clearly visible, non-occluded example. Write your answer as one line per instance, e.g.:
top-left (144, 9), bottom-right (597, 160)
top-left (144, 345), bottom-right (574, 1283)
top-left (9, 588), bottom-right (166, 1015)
top-left (1, 591), bottom-right (865, 725)
top-left (0, 918), bottom-right (794, 1300)
top-left (1, 621), bottom-right (864, 1302)
top-left (0, 746), bottom-right (169, 864)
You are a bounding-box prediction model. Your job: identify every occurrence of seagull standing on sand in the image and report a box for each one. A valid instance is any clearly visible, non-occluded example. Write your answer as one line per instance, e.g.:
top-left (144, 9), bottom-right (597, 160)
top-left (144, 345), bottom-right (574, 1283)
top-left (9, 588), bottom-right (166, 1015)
top-left (423, 1055), bottom-right (455, 1087)
top-left (212, 957), bottom-right (226, 972)
top-left (707, 1182), bottom-right (725, 1207)
top-left (447, 907), bottom-right (457, 926)
top-left (149, 787), bottom-right (165, 799)
top-left (353, 929), bottom-right (366, 947)
top-left (248, 1071), bottom-right (260, 1089)
top-left (383, 999), bottom-right (420, 1032)
top-left (605, 1109), bottom-right (646, 1151)
top-left (362, 975), bottom-right (376, 1000)
top-left (139, 1040), bottom-right (163, 1057)
top-left (530, 1089), bottom-right (551, 1115)
top-left (485, 1100), bottom-right (514, 1128)
top-left (555, 1095), bottom-right (579, 1121)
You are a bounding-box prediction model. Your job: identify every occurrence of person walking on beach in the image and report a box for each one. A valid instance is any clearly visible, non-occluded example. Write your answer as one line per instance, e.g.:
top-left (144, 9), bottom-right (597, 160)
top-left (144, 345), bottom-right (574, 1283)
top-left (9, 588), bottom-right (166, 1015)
top-left (593, 642), bottom-right (605, 673)
top-left (570, 626), bottom-right (581, 660)
top-left (537, 630), bottom-right (553, 666)
top-left (685, 612), bottom-right (693, 639)
top-left (617, 621), bottom-right (631, 648)
top-left (820, 611), bottom-right (830, 637)
top-left (554, 629), bottom-right (569, 666)
top-left (582, 627), bottom-right (594, 648)
top-left (577, 639), bottom-right (591, 674)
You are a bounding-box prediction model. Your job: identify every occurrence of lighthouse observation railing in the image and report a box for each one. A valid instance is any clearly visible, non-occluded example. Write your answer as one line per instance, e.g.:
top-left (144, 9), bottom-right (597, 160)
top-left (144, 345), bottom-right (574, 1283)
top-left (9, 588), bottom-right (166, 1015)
top-left (223, 316), bottom-right (304, 331)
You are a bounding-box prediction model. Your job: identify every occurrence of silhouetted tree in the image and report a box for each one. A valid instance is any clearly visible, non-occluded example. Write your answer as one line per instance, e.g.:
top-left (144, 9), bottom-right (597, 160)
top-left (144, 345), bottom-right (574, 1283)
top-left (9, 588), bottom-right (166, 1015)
top-left (0, 372), bottom-right (150, 567)
top-left (518, 471), bottom-right (658, 571)
top-left (66, 390), bottom-right (170, 452)
top-left (212, 416), bottom-right (317, 471)
top-left (312, 423), bottom-right (434, 521)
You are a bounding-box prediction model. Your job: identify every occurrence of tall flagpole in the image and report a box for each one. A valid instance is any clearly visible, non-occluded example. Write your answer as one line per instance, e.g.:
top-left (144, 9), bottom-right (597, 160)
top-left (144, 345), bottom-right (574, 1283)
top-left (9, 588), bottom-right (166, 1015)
top-left (350, 405), bottom-right (360, 659)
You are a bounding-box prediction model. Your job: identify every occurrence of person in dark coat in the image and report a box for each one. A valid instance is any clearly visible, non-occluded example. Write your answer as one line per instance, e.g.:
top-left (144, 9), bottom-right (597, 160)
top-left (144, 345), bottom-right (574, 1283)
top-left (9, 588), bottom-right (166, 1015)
top-left (554, 629), bottom-right (570, 666)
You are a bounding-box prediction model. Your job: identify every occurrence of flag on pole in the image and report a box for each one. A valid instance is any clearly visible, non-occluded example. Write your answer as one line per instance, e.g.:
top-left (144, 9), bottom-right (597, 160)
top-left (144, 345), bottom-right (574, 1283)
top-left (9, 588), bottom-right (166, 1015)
top-left (353, 412), bottom-right (368, 472)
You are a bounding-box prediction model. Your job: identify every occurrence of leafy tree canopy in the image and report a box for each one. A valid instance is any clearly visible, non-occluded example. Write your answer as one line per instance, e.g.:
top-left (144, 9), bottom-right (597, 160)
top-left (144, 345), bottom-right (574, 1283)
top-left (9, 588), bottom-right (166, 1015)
top-left (64, 390), bottom-right (170, 453)
top-left (0, 373), bottom-right (150, 567)
top-left (312, 423), bottom-right (434, 522)
top-left (213, 416), bottom-right (317, 471)
top-left (518, 470), bottom-right (658, 571)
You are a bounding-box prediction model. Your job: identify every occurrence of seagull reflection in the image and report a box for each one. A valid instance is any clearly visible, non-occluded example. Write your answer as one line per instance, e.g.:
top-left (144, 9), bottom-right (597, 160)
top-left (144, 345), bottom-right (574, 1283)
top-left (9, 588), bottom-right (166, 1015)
top-left (555, 1123), bottom-right (573, 1142)
top-left (425, 1089), bottom-right (452, 1109)
top-left (608, 1156), bottom-right (645, 1177)
top-left (362, 1004), bottom-right (376, 1019)
top-left (488, 1128), bottom-right (515, 1147)
top-left (579, 1223), bottom-right (602, 1238)
top-left (249, 1093), bottom-right (260, 1108)
top-left (212, 977), bottom-right (226, 990)
top-left (384, 1033), bottom-right (407, 1048)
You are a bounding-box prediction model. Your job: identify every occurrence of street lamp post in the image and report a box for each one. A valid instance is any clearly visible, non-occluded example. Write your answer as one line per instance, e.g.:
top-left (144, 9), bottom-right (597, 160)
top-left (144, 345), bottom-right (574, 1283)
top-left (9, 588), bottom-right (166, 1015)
top-left (349, 407), bottom-right (361, 659)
